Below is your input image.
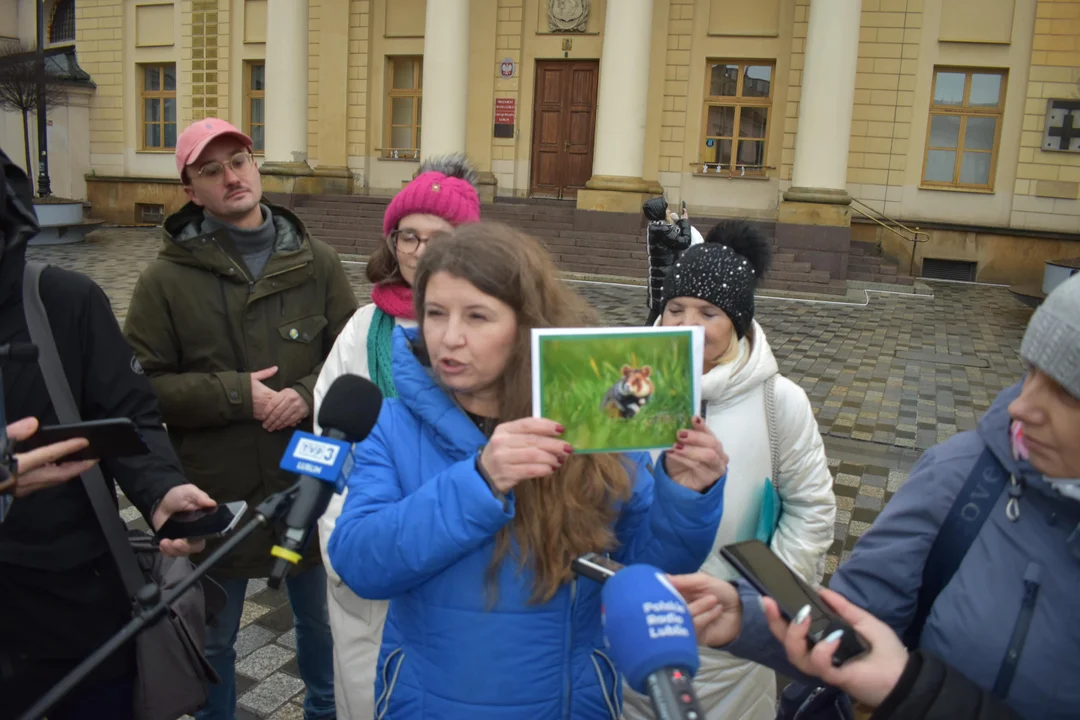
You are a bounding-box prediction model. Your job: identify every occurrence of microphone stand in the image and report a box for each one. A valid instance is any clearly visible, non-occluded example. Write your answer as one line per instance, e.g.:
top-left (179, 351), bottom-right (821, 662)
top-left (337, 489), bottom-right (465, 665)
top-left (17, 484), bottom-right (302, 720)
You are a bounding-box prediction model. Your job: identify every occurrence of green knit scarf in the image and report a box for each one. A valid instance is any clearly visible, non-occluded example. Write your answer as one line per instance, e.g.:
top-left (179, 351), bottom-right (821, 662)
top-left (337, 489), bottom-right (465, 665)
top-left (366, 307), bottom-right (399, 399)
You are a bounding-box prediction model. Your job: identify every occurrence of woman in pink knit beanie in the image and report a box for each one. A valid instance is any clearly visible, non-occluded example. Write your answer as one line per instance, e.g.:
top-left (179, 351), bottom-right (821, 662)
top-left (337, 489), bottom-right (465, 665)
top-left (312, 153), bottom-right (481, 719)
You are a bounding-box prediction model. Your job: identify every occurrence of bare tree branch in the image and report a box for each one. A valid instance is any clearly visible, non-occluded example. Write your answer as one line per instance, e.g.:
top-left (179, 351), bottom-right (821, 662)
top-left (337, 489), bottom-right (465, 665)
top-left (0, 40), bottom-right (73, 188)
top-left (0, 41), bottom-right (71, 116)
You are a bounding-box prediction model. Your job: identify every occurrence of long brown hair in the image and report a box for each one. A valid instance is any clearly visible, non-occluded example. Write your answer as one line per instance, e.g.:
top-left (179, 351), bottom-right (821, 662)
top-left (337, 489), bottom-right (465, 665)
top-left (413, 221), bottom-right (635, 603)
top-left (365, 241), bottom-right (401, 284)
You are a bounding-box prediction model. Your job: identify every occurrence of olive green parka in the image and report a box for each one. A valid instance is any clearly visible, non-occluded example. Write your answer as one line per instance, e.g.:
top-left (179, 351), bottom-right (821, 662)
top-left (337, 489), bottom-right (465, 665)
top-left (123, 201), bottom-right (358, 578)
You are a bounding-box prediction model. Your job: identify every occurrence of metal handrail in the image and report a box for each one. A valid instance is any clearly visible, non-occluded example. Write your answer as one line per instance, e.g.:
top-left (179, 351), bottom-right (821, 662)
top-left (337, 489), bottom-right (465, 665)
top-left (849, 198), bottom-right (930, 276)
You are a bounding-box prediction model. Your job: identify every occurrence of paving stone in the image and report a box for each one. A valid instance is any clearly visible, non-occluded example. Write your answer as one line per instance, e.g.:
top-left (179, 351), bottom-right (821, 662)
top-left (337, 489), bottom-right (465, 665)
top-left (236, 624), bottom-right (279, 659)
top-left (239, 672), bottom-right (306, 717)
top-left (849, 520), bottom-right (872, 538)
top-left (248, 586), bottom-right (291, 609)
top-left (258, 604), bottom-right (297, 632)
top-left (276, 628), bottom-right (297, 650)
top-left (861, 473), bottom-right (887, 488)
top-left (236, 644), bottom-right (295, 681)
top-left (855, 494), bottom-right (883, 511)
top-left (835, 473), bottom-right (862, 487)
top-left (239, 602), bottom-right (272, 629)
top-left (236, 672), bottom-right (259, 698)
top-left (246, 579), bottom-right (269, 598)
top-left (280, 657), bottom-right (302, 679)
top-left (888, 470), bottom-right (909, 492)
top-left (269, 704), bottom-right (306, 720)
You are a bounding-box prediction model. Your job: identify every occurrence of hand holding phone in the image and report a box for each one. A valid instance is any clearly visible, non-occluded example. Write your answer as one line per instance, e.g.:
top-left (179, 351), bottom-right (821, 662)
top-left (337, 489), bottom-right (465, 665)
top-left (763, 588), bottom-right (909, 708)
top-left (154, 500), bottom-right (248, 541)
top-left (0, 417), bottom-right (99, 498)
top-left (14, 418), bottom-right (149, 462)
top-left (720, 540), bottom-right (869, 666)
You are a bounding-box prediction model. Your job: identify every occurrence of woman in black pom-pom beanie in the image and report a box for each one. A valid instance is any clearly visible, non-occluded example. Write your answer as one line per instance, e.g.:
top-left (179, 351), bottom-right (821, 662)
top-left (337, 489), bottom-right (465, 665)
top-left (622, 220), bottom-right (838, 720)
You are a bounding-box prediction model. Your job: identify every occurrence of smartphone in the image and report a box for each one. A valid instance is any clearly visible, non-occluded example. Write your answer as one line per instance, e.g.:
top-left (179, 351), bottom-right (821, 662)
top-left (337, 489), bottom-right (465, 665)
top-left (720, 540), bottom-right (869, 666)
top-left (572, 552), bottom-right (625, 583)
top-left (681, 200), bottom-right (687, 215)
top-left (154, 501), bottom-right (248, 541)
top-left (15, 418), bottom-right (150, 462)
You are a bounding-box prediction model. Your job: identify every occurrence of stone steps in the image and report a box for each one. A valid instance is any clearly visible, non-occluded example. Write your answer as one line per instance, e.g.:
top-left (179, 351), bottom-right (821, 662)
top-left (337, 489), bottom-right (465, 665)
top-left (285, 194), bottom-right (911, 296)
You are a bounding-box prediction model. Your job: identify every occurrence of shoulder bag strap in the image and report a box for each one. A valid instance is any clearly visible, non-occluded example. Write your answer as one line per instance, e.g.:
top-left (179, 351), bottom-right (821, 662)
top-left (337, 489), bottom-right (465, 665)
top-left (764, 373), bottom-right (780, 487)
top-left (903, 446), bottom-right (1008, 648)
top-left (22, 262), bottom-right (146, 600)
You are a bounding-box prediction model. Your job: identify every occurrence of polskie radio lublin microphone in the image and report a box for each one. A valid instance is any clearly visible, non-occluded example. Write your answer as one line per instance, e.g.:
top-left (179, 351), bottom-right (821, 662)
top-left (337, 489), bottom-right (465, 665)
top-left (268, 374), bottom-right (383, 589)
top-left (601, 564), bottom-right (706, 720)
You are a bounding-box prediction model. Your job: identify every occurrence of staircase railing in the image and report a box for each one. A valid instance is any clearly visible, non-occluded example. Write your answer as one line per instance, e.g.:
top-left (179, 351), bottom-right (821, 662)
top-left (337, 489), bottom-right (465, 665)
top-left (849, 198), bottom-right (930, 276)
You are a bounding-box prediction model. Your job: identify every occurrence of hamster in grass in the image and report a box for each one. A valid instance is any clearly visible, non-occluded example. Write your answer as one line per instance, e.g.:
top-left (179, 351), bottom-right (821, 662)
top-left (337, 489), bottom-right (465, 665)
top-left (601, 365), bottom-right (655, 419)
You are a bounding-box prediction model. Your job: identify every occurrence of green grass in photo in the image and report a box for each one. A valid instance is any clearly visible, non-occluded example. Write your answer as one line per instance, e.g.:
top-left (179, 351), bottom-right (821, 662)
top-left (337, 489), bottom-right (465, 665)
top-left (537, 331), bottom-right (695, 453)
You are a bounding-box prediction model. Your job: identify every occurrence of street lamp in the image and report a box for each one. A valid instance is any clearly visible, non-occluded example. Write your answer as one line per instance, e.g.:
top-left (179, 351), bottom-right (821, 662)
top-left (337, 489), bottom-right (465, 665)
top-left (35, 0), bottom-right (52, 197)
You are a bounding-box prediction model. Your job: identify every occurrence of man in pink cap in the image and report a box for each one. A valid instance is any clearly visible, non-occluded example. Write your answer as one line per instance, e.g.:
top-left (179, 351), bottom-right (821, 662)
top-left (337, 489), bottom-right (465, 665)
top-left (124, 118), bottom-right (357, 720)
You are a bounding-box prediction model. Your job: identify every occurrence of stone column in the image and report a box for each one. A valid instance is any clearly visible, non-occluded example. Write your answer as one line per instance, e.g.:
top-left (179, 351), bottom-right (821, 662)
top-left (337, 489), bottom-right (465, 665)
top-left (312, 0), bottom-right (353, 194)
top-left (260, 0), bottom-right (314, 193)
top-left (420, 0), bottom-right (470, 160)
top-left (777, 0), bottom-right (862, 281)
top-left (577, 0), bottom-right (662, 214)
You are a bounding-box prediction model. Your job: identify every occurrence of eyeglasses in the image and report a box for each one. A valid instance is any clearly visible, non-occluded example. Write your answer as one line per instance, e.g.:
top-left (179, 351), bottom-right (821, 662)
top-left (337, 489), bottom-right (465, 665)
top-left (196, 152), bottom-right (255, 182)
top-left (388, 228), bottom-right (450, 255)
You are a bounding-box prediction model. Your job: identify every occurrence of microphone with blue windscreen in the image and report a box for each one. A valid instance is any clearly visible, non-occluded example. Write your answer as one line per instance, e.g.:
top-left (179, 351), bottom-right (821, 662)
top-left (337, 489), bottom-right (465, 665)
top-left (268, 374), bottom-right (383, 588)
top-left (601, 563), bottom-right (706, 720)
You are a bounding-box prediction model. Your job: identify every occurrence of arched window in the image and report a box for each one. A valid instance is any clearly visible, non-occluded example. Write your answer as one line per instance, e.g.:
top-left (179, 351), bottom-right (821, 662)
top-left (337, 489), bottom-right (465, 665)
top-left (49, 0), bottom-right (76, 44)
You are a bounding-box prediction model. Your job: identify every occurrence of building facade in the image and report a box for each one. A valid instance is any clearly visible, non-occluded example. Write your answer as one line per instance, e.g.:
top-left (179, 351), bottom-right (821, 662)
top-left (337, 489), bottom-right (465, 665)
top-left (1, 0), bottom-right (96, 201)
top-left (8, 0), bottom-right (1080, 284)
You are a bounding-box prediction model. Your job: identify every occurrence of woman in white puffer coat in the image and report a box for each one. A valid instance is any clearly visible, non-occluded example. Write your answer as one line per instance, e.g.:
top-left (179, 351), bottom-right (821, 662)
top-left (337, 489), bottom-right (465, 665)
top-left (622, 221), bottom-right (837, 720)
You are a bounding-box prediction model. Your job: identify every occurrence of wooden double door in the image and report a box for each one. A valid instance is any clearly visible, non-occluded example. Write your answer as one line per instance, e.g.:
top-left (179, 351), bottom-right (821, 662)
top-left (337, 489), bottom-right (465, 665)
top-left (529, 60), bottom-right (599, 200)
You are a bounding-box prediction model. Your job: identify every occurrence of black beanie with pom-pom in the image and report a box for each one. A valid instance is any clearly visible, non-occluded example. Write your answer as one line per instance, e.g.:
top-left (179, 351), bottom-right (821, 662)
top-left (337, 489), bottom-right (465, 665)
top-left (659, 219), bottom-right (772, 339)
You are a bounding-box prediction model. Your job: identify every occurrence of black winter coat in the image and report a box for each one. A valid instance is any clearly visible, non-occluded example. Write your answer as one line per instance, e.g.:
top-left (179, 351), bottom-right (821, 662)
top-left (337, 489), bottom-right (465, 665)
top-left (873, 651), bottom-right (1022, 720)
top-left (646, 218), bottom-right (692, 310)
top-left (0, 149), bottom-right (187, 698)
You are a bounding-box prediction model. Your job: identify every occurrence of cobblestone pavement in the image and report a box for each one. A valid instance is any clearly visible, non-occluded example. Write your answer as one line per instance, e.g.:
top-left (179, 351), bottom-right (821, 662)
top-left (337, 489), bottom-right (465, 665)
top-left (31, 228), bottom-right (1032, 719)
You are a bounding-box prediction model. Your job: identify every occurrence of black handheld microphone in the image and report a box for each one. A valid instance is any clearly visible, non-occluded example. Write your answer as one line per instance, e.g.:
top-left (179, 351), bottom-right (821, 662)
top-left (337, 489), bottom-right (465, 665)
top-left (267, 374), bottom-right (383, 589)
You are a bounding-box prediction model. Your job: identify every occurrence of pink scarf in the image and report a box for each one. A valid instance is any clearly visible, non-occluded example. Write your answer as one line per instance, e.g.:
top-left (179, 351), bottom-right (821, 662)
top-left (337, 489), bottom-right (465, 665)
top-left (372, 282), bottom-right (415, 320)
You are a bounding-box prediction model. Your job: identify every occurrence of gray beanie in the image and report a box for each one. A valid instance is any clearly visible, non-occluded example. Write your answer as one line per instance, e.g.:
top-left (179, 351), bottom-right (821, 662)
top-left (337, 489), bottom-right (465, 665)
top-left (1020, 272), bottom-right (1080, 399)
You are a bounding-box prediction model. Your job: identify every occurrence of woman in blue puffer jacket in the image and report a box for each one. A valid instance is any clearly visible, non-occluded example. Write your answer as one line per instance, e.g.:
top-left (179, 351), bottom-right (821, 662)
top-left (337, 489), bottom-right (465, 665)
top-left (328, 220), bottom-right (728, 720)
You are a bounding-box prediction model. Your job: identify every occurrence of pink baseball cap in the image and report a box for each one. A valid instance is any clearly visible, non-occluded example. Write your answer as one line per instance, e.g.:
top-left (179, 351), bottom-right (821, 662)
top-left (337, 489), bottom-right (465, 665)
top-left (175, 118), bottom-right (253, 178)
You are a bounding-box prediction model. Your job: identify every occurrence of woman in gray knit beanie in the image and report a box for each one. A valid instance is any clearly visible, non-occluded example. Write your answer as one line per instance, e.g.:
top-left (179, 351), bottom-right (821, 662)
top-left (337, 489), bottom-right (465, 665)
top-left (662, 272), bottom-right (1080, 720)
top-left (1009, 271), bottom-right (1080, 482)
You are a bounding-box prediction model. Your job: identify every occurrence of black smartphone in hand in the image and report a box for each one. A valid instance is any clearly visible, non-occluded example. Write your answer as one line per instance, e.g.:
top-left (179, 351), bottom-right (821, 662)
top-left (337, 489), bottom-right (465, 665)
top-left (720, 540), bottom-right (869, 666)
top-left (154, 501), bottom-right (248, 540)
top-left (15, 418), bottom-right (150, 462)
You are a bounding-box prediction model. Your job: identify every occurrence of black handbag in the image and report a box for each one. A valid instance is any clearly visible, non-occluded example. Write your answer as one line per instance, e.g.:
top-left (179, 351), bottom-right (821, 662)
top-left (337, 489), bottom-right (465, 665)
top-left (22, 261), bottom-right (223, 720)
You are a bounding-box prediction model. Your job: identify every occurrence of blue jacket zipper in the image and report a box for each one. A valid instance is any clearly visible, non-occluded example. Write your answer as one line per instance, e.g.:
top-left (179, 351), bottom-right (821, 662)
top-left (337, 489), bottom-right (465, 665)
top-left (563, 577), bottom-right (577, 720)
top-left (992, 562), bottom-right (1041, 697)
